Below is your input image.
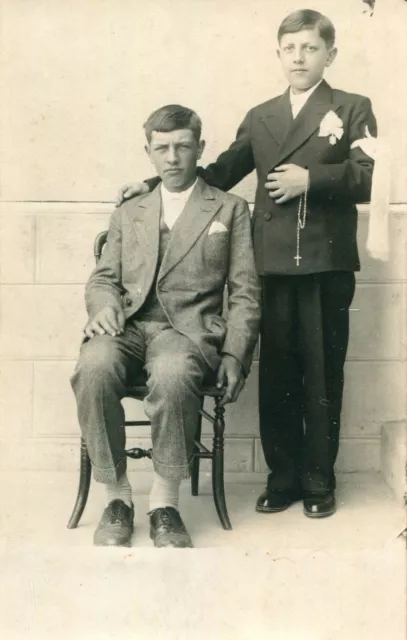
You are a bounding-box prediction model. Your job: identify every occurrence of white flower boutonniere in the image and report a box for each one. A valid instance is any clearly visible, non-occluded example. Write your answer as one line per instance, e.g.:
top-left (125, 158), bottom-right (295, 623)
top-left (318, 110), bottom-right (344, 145)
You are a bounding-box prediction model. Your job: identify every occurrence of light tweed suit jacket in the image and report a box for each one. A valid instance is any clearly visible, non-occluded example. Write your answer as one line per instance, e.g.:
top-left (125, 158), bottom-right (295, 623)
top-left (85, 177), bottom-right (261, 375)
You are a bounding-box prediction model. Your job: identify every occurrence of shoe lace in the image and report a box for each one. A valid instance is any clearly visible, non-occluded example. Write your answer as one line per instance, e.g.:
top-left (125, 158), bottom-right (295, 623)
top-left (107, 500), bottom-right (129, 524)
top-left (159, 509), bottom-right (172, 530)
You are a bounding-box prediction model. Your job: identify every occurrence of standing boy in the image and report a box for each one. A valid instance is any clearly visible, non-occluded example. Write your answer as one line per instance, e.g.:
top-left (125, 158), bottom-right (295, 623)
top-left (118, 10), bottom-right (377, 518)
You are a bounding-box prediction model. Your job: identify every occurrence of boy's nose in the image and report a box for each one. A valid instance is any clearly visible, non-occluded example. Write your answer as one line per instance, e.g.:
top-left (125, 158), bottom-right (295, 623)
top-left (167, 147), bottom-right (179, 164)
top-left (293, 48), bottom-right (305, 63)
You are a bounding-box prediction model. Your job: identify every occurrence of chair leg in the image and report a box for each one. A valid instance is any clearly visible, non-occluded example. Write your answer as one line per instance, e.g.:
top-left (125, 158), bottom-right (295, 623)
top-left (191, 404), bottom-right (203, 496)
top-left (67, 438), bottom-right (92, 529)
top-left (212, 398), bottom-right (232, 530)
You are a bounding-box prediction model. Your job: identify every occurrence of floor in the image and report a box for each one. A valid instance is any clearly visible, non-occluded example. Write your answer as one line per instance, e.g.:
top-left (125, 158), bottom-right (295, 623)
top-left (0, 471), bottom-right (405, 639)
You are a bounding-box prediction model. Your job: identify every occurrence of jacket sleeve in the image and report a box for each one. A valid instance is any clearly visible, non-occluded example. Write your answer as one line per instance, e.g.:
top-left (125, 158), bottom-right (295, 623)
top-left (307, 97), bottom-right (377, 203)
top-left (199, 110), bottom-right (256, 191)
top-left (85, 209), bottom-right (124, 319)
top-left (144, 110), bottom-right (255, 193)
top-left (221, 199), bottom-right (261, 376)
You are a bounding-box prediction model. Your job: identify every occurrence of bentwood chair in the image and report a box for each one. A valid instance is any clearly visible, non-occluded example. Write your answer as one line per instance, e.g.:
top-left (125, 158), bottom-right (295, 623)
top-left (67, 230), bottom-right (232, 531)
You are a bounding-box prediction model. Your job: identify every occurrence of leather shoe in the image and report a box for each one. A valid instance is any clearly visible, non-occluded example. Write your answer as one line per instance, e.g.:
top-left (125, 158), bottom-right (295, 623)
top-left (303, 492), bottom-right (336, 518)
top-left (149, 507), bottom-right (193, 548)
top-left (93, 499), bottom-right (134, 546)
top-left (256, 489), bottom-right (302, 513)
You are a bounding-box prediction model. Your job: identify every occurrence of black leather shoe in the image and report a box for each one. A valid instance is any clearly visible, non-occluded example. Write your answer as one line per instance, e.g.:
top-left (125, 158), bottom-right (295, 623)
top-left (93, 499), bottom-right (134, 546)
top-left (149, 507), bottom-right (194, 548)
top-left (303, 492), bottom-right (336, 518)
top-left (256, 489), bottom-right (302, 513)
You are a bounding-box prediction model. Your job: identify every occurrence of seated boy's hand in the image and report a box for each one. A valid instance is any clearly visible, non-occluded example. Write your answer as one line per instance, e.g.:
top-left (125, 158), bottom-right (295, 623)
top-left (84, 306), bottom-right (125, 339)
top-left (265, 164), bottom-right (309, 204)
top-left (216, 354), bottom-right (245, 407)
top-left (116, 182), bottom-right (149, 207)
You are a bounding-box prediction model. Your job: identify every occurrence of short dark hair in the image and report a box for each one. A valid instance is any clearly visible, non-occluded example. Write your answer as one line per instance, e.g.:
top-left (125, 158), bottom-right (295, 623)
top-left (143, 104), bottom-right (202, 143)
top-left (278, 9), bottom-right (336, 49)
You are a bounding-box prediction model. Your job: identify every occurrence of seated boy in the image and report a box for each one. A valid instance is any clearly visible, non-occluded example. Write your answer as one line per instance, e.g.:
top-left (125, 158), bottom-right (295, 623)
top-left (71, 105), bottom-right (261, 547)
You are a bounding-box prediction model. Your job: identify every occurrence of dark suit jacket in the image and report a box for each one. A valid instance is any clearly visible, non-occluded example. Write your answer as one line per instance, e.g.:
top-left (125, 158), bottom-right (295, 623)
top-left (86, 178), bottom-right (261, 375)
top-left (198, 80), bottom-right (377, 275)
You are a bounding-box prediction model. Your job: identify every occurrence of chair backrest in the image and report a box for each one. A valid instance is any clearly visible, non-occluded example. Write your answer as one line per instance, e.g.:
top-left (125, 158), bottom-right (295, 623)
top-left (94, 230), bottom-right (108, 264)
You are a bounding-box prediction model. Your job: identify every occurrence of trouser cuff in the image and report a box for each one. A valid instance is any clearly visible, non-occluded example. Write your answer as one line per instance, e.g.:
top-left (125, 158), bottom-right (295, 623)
top-left (91, 457), bottom-right (127, 484)
top-left (151, 454), bottom-right (192, 480)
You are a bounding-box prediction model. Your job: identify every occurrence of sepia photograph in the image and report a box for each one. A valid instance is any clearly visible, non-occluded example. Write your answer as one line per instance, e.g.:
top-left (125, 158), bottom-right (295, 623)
top-left (0, 0), bottom-right (406, 638)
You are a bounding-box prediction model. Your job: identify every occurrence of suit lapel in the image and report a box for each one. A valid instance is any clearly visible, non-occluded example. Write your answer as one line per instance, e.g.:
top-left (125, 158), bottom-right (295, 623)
top-left (276, 80), bottom-right (339, 164)
top-left (158, 177), bottom-right (222, 281)
top-left (126, 186), bottom-right (161, 272)
top-left (261, 89), bottom-right (293, 147)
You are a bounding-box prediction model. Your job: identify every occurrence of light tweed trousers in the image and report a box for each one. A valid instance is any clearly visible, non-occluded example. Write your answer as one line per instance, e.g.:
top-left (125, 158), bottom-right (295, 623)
top-left (71, 320), bottom-right (210, 484)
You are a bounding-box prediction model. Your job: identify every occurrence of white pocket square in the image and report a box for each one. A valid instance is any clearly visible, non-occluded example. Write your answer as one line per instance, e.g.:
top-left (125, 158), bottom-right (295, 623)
top-left (208, 221), bottom-right (228, 235)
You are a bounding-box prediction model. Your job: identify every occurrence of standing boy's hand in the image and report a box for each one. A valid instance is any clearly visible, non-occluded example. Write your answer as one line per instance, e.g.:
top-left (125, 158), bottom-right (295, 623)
top-left (116, 182), bottom-right (149, 207)
top-left (265, 164), bottom-right (309, 204)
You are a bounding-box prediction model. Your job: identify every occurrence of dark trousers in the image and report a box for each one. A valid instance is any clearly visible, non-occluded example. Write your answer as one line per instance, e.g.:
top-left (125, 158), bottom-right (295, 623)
top-left (259, 271), bottom-right (356, 496)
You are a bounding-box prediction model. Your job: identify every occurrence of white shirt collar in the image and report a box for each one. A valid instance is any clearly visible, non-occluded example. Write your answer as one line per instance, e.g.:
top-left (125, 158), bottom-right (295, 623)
top-left (289, 79), bottom-right (323, 118)
top-left (161, 178), bottom-right (198, 203)
top-left (160, 178), bottom-right (198, 229)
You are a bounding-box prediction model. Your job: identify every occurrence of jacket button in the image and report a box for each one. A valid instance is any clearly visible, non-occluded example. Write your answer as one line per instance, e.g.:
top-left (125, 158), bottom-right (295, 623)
top-left (125, 297), bottom-right (132, 306)
top-left (264, 212), bottom-right (272, 221)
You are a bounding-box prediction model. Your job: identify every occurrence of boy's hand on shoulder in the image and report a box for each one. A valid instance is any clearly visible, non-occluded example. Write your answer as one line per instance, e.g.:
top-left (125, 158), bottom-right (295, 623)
top-left (265, 164), bottom-right (309, 204)
top-left (115, 182), bottom-right (149, 207)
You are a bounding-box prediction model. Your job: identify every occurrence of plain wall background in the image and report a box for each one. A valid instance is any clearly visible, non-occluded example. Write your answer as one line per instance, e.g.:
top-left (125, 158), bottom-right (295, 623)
top-left (1, 0), bottom-right (406, 203)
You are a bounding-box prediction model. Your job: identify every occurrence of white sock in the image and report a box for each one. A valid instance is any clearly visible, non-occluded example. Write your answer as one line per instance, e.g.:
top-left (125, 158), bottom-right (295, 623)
top-left (106, 472), bottom-right (133, 508)
top-left (148, 472), bottom-right (182, 512)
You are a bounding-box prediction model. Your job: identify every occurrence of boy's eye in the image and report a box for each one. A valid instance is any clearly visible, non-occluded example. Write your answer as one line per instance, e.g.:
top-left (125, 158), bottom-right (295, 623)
top-left (306, 46), bottom-right (317, 52)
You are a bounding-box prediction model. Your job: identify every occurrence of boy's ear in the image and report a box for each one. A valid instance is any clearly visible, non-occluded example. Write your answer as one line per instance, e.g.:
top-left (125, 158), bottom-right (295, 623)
top-left (277, 48), bottom-right (281, 60)
top-left (326, 47), bottom-right (338, 67)
top-left (144, 144), bottom-right (152, 162)
top-left (197, 139), bottom-right (205, 160)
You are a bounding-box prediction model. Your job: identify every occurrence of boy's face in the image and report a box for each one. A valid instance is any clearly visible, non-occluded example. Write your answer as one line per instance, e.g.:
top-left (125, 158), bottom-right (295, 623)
top-left (278, 28), bottom-right (337, 94)
top-left (145, 129), bottom-right (205, 192)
